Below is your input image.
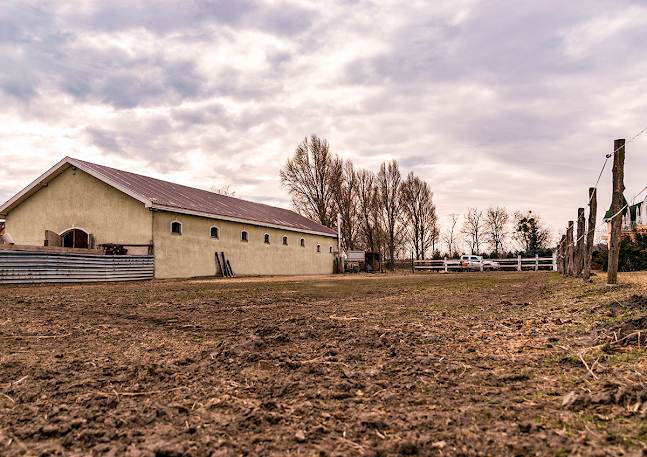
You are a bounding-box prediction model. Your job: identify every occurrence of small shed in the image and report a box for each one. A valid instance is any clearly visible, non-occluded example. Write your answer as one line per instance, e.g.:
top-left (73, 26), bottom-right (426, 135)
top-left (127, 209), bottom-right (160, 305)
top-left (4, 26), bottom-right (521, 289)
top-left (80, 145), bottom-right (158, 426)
top-left (344, 250), bottom-right (381, 273)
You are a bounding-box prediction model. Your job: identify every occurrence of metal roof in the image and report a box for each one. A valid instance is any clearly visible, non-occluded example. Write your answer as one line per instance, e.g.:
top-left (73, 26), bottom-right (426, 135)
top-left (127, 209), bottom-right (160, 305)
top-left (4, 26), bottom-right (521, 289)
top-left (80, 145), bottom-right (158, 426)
top-left (0, 157), bottom-right (337, 237)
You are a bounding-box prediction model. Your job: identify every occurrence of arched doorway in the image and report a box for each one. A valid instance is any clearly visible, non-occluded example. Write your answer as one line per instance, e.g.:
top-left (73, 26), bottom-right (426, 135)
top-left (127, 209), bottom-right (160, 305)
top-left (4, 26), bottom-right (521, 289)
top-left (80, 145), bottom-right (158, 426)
top-left (61, 228), bottom-right (89, 249)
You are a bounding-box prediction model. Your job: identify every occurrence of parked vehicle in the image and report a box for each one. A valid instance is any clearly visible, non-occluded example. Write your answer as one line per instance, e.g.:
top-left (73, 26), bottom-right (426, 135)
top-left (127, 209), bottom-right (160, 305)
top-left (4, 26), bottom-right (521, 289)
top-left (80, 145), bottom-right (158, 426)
top-left (482, 260), bottom-right (501, 270)
top-left (443, 259), bottom-right (462, 270)
top-left (460, 255), bottom-right (482, 271)
top-left (458, 255), bottom-right (500, 271)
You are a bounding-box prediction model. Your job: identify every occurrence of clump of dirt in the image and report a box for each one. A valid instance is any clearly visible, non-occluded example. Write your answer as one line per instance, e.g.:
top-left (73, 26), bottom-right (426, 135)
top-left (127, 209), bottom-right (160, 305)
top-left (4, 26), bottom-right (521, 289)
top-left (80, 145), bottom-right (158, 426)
top-left (562, 383), bottom-right (647, 413)
top-left (587, 295), bottom-right (647, 346)
top-left (598, 294), bottom-right (647, 318)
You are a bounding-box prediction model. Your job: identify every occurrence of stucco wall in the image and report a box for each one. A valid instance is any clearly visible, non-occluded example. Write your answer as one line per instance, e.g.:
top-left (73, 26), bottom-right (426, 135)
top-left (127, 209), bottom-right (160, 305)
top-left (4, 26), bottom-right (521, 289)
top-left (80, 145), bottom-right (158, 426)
top-left (4, 168), bottom-right (152, 247)
top-left (153, 211), bottom-right (336, 278)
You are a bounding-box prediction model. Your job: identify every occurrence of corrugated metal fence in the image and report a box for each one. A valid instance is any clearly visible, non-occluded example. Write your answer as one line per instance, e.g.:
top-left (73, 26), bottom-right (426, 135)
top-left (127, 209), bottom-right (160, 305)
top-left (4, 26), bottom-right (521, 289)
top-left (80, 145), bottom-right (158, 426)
top-left (0, 250), bottom-right (154, 284)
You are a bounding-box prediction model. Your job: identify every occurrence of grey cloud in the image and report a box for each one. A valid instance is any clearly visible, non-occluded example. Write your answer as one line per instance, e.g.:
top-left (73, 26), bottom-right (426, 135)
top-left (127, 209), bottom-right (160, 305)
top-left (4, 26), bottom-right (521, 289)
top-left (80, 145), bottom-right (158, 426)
top-left (172, 103), bottom-right (225, 126)
top-left (0, 74), bottom-right (41, 102)
top-left (95, 73), bottom-right (166, 109)
top-left (63, 0), bottom-right (313, 37)
top-left (251, 3), bottom-right (315, 36)
top-left (0, 18), bottom-right (20, 42)
top-left (84, 125), bottom-right (126, 156)
top-left (0, 0), bottom-right (314, 111)
top-left (71, 0), bottom-right (256, 34)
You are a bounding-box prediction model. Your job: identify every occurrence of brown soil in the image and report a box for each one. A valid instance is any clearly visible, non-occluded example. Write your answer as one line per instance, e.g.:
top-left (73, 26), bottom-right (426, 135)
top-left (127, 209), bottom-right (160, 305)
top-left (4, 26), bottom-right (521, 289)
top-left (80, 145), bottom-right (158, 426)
top-left (1, 271), bottom-right (647, 457)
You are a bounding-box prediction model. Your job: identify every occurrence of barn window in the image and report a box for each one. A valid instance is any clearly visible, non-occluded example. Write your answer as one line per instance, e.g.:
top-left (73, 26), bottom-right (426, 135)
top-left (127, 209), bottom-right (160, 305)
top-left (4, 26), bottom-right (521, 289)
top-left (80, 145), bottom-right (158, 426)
top-left (210, 226), bottom-right (219, 239)
top-left (282, 235), bottom-right (288, 245)
top-left (171, 221), bottom-right (182, 235)
top-left (300, 238), bottom-right (305, 248)
top-left (264, 233), bottom-right (270, 244)
top-left (241, 230), bottom-right (248, 242)
top-left (329, 245), bottom-right (333, 253)
top-left (317, 244), bottom-right (321, 253)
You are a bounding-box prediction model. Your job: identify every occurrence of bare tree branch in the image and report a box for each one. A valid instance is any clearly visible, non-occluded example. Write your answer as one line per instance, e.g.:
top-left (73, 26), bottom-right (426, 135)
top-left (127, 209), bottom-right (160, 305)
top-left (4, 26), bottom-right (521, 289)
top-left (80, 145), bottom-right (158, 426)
top-left (484, 206), bottom-right (509, 256)
top-left (442, 213), bottom-right (461, 258)
top-left (279, 135), bottom-right (342, 228)
top-left (401, 172), bottom-right (437, 260)
top-left (334, 160), bottom-right (359, 251)
top-left (461, 207), bottom-right (484, 255)
top-left (377, 159), bottom-right (402, 269)
top-left (357, 168), bottom-right (382, 252)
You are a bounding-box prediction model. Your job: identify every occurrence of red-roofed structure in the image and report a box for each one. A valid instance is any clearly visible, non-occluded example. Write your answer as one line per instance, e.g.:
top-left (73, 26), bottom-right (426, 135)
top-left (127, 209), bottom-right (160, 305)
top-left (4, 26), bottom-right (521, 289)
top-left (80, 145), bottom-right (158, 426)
top-left (0, 157), bottom-right (337, 278)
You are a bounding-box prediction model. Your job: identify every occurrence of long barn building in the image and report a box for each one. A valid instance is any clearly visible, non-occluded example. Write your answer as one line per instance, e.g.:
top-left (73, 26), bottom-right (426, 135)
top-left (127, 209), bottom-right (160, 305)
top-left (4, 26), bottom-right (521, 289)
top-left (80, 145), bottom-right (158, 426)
top-left (0, 157), bottom-right (337, 278)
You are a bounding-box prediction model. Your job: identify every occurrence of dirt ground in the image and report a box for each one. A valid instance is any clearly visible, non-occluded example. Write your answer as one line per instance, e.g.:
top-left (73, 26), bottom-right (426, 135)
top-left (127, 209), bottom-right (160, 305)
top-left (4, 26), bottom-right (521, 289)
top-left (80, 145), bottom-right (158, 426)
top-left (2, 271), bottom-right (647, 457)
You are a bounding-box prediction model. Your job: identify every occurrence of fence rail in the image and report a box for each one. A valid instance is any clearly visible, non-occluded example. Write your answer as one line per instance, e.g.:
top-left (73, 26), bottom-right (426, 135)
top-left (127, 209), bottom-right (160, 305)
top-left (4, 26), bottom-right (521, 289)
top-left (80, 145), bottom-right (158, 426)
top-left (414, 255), bottom-right (556, 272)
top-left (0, 250), bottom-right (154, 284)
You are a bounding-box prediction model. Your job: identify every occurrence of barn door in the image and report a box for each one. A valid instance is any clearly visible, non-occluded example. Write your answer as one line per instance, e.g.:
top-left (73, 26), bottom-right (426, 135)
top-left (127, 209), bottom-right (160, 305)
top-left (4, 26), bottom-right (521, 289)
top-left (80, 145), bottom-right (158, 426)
top-left (45, 230), bottom-right (62, 247)
top-left (74, 230), bottom-right (88, 248)
top-left (62, 229), bottom-right (89, 248)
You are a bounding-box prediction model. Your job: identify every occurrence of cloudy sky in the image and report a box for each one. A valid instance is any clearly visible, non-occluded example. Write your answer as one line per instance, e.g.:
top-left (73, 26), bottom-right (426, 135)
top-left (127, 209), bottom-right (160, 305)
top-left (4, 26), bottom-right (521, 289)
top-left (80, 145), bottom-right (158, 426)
top-left (2, 0), bottom-right (647, 242)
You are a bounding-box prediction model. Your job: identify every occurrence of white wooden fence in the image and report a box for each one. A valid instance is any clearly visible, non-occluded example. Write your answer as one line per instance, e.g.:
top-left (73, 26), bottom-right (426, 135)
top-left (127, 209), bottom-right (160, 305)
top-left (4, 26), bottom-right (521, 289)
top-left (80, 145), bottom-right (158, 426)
top-left (414, 254), bottom-right (557, 273)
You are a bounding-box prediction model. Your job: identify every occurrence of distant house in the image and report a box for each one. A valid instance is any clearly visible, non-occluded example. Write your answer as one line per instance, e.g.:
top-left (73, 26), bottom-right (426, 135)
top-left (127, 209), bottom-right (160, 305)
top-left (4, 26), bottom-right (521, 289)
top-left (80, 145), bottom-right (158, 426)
top-left (603, 195), bottom-right (647, 241)
top-left (0, 157), bottom-right (337, 278)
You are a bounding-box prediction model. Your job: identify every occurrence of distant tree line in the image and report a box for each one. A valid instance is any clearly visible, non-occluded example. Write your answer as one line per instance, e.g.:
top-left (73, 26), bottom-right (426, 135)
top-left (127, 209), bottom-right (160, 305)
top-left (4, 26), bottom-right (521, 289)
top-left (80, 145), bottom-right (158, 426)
top-left (446, 207), bottom-right (553, 259)
top-left (280, 134), bottom-right (553, 267)
top-left (280, 135), bottom-right (438, 268)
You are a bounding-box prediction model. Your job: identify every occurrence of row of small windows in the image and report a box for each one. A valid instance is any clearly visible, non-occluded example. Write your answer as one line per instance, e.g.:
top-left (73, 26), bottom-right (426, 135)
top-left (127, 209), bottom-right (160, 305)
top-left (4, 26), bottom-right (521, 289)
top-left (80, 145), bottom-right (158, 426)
top-left (170, 221), bottom-right (332, 252)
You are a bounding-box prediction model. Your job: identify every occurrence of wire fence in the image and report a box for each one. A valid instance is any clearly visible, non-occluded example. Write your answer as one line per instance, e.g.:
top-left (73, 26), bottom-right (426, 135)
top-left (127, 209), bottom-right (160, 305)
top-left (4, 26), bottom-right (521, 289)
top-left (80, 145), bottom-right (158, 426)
top-left (557, 126), bottom-right (647, 279)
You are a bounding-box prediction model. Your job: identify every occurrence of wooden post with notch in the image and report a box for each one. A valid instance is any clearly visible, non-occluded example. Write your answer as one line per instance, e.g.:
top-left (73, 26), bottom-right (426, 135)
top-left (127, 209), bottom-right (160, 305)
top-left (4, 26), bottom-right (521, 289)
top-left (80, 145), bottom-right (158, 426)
top-left (566, 221), bottom-right (574, 276)
top-left (607, 139), bottom-right (625, 285)
top-left (557, 235), bottom-right (565, 274)
top-left (584, 187), bottom-right (597, 280)
top-left (575, 207), bottom-right (585, 276)
top-left (561, 234), bottom-right (567, 274)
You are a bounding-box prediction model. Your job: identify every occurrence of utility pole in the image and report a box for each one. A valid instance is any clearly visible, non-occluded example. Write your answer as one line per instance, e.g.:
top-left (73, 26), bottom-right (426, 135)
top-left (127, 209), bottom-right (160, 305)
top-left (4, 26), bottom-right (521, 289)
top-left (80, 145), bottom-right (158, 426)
top-left (575, 208), bottom-right (585, 276)
top-left (607, 139), bottom-right (625, 285)
top-left (584, 188), bottom-right (597, 280)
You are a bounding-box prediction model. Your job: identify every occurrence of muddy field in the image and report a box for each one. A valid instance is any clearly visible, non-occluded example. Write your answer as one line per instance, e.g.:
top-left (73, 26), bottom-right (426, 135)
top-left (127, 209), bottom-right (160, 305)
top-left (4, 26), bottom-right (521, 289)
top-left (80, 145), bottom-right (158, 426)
top-left (2, 271), bottom-right (647, 457)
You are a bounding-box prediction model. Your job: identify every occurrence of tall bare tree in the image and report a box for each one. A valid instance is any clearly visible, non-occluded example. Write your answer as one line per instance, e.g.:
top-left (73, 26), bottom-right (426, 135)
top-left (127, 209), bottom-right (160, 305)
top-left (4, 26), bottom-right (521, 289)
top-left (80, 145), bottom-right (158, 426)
top-left (279, 135), bottom-right (342, 228)
top-left (334, 159), bottom-right (359, 251)
top-left (430, 216), bottom-right (440, 256)
top-left (461, 207), bottom-right (484, 255)
top-left (484, 206), bottom-right (509, 256)
top-left (442, 213), bottom-right (461, 257)
top-left (356, 168), bottom-right (382, 252)
top-left (400, 172), bottom-right (437, 260)
top-left (377, 159), bottom-right (402, 269)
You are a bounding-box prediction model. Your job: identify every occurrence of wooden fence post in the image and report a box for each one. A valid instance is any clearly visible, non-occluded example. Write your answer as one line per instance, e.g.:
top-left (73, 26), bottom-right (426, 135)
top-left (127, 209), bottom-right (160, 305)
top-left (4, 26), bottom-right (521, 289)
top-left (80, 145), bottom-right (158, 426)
top-left (558, 235), bottom-right (565, 274)
top-left (584, 187), bottom-right (597, 280)
top-left (607, 139), bottom-right (625, 285)
top-left (535, 253), bottom-right (539, 271)
top-left (575, 207), bottom-right (585, 276)
top-left (552, 251), bottom-right (557, 271)
top-left (566, 221), bottom-right (574, 276)
top-left (444, 256), bottom-right (447, 273)
top-left (517, 255), bottom-right (521, 271)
